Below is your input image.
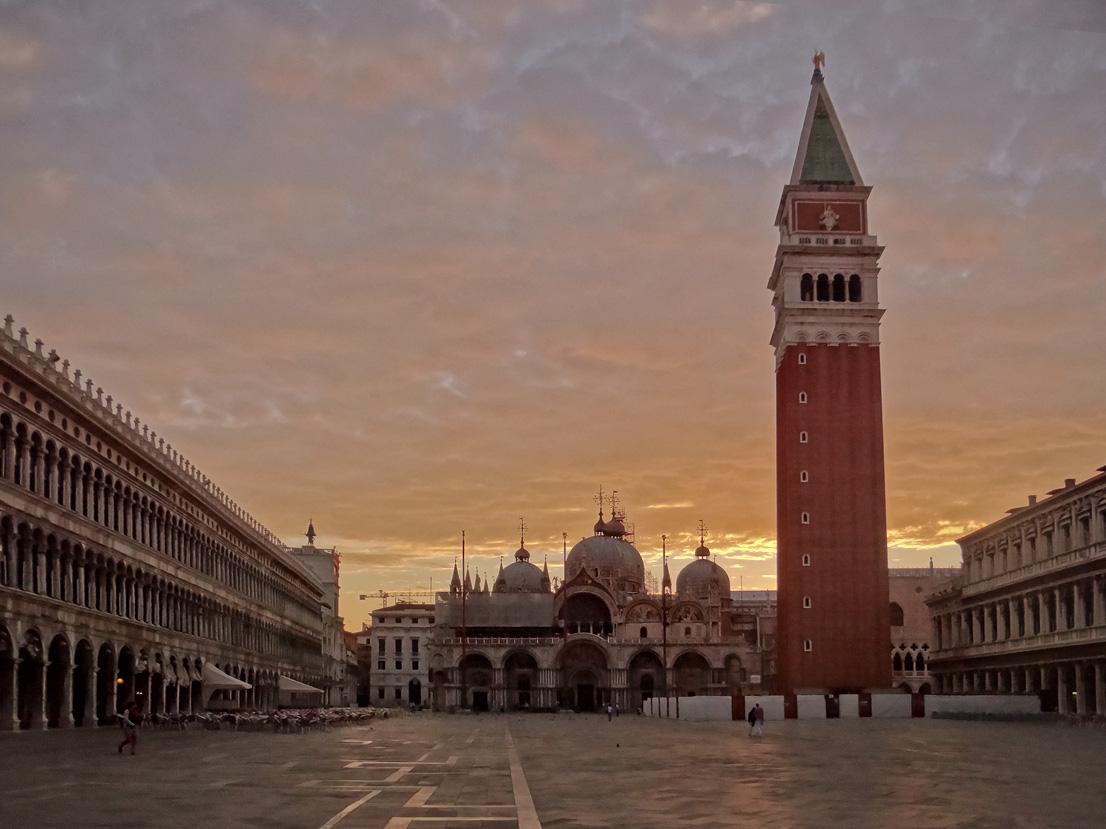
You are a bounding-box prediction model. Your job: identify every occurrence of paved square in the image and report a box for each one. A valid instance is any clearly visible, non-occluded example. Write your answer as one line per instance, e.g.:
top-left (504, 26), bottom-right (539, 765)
top-left (1, 713), bottom-right (1104, 828)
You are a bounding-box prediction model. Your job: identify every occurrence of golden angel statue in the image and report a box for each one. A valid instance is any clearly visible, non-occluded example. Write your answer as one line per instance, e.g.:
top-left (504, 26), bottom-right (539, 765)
top-left (813, 51), bottom-right (826, 70)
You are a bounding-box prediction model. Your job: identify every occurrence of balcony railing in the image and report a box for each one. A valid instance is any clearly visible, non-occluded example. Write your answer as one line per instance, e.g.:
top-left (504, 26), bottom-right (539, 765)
top-left (961, 542), bottom-right (1106, 598)
top-left (930, 624), bottom-right (1106, 661)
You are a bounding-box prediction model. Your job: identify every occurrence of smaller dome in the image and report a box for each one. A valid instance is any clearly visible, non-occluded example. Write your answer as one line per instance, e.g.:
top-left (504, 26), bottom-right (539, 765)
top-left (604, 518), bottom-right (626, 536)
top-left (676, 557), bottom-right (730, 600)
top-left (695, 544), bottom-right (710, 558)
top-left (495, 559), bottom-right (547, 593)
top-left (515, 545), bottom-right (530, 561)
top-left (593, 516), bottom-right (606, 534)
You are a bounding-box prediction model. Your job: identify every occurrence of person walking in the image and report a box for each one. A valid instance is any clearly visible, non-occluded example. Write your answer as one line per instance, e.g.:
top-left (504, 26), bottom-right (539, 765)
top-left (752, 703), bottom-right (764, 737)
top-left (607, 703), bottom-right (613, 721)
top-left (118, 700), bottom-right (142, 755)
top-left (747, 703), bottom-right (757, 737)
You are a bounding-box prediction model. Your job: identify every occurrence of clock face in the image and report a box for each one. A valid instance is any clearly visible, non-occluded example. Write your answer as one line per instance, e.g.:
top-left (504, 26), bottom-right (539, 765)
top-left (793, 200), bottom-right (864, 233)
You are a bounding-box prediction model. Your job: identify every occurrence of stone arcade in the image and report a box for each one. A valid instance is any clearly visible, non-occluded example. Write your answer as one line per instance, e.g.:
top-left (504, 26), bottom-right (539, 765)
top-left (0, 317), bottom-right (329, 729)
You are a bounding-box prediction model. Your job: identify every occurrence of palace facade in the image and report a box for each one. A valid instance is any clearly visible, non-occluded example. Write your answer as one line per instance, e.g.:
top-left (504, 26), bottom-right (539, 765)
top-left (1, 316), bottom-right (328, 729)
top-left (927, 470), bottom-right (1106, 715)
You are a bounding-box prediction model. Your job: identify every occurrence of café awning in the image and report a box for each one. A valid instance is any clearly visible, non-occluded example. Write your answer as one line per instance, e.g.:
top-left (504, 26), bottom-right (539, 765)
top-left (278, 675), bottom-right (324, 695)
top-left (202, 661), bottom-right (252, 690)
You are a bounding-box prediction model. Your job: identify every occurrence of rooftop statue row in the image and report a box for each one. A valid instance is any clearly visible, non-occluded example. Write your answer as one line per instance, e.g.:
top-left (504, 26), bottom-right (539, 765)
top-left (1, 312), bottom-right (283, 550)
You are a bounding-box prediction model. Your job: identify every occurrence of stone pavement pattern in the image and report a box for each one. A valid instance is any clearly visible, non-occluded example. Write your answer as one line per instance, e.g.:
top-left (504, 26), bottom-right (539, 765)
top-left (2, 713), bottom-right (1105, 828)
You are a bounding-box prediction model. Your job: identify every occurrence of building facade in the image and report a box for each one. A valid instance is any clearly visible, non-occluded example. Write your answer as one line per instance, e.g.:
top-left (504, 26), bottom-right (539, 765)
top-left (369, 602), bottom-right (435, 707)
top-left (927, 470), bottom-right (1106, 715)
top-left (889, 566), bottom-right (960, 693)
top-left (287, 525), bottom-right (357, 706)
top-left (426, 505), bottom-right (770, 713)
top-left (0, 316), bottom-right (327, 729)
top-left (770, 64), bottom-right (891, 694)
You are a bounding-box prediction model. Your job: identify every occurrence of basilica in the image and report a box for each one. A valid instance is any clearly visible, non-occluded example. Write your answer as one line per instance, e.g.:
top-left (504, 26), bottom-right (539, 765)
top-left (425, 501), bottom-right (772, 713)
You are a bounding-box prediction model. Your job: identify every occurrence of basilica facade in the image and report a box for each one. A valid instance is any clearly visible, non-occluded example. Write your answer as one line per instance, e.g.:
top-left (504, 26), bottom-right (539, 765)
top-left (425, 504), bottom-right (771, 713)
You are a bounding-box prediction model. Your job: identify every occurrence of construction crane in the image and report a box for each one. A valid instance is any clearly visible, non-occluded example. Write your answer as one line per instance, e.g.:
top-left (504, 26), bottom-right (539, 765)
top-left (359, 589), bottom-right (437, 608)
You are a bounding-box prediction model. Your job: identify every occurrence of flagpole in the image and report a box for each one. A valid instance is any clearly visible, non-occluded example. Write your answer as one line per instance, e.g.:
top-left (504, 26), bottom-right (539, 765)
top-left (460, 530), bottom-right (467, 710)
top-left (662, 534), bottom-right (669, 719)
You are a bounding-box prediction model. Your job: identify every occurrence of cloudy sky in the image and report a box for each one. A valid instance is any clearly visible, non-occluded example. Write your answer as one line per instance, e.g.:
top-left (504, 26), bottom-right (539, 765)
top-left (2, 0), bottom-right (1104, 623)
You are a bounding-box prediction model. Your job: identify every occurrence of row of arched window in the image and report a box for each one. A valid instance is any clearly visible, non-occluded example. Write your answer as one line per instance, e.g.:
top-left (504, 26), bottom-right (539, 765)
top-left (0, 515), bottom-right (317, 660)
top-left (0, 410), bottom-right (318, 628)
top-left (800, 273), bottom-right (862, 303)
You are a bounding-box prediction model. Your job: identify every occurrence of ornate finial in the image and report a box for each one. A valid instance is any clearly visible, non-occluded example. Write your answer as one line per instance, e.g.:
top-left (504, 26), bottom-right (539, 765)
top-left (3, 315), bottom-right (13, 336)
top-left (18, 327), bottom-right (29, 347)
top-left (33, 338), bottom-right (43, 357)
top-left (697, 518), bottom-right (708, 546)
top-left (306, 518), bottom-right (316, 545)
top-left (610, 489), bottom-right (622, 520)
top-left (518, 516), bottom-right (528, 547)
top-left (593, 486), bottom-right (607, 517)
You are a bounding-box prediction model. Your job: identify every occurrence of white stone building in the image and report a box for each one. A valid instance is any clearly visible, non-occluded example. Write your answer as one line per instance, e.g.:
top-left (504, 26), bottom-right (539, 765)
top-left (927, 469), bottom-right (1106, 715)
top-left (0, 316), bottom-right (327, 729)
top-left (369, 602), bottom-right (435, 707)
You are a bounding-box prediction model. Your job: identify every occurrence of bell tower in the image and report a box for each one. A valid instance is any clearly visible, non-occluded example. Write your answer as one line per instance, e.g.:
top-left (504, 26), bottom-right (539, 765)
top-left (769, 59), bottom-right (891, 695)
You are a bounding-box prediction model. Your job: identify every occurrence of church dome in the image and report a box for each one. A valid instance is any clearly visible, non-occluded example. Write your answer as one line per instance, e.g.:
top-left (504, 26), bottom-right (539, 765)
top-left (494, 541), bottom-right (548, 593)
top-left (566, 534), bottom-right (645, 590)
top-left (676, 557), bottom-right (730, 600)
top-left (495, 559), bottom-right (546, 593)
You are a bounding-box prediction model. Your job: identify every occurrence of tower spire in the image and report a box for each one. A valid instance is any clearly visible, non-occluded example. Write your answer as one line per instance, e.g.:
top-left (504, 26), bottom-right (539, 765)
top-left (790, 54), bottom-right (863, 187)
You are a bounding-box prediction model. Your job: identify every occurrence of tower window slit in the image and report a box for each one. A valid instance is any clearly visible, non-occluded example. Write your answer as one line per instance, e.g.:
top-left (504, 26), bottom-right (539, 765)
top-left (800, 273), bottom-right (813, 301)
top-left (799, 392), bottom-right (807, 404)
top-left (798, 353), bottom-right (806, 365)
top-left (848, 274), bottom-right (862, 302)
top-left (832, 274), bottom-right (845, 302)
top-left (799, 431), bottom-right (808, 444)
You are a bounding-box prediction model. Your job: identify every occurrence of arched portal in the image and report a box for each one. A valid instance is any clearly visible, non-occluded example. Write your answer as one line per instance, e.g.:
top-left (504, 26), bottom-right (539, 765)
top-left (408, 678), bottom-right (422, 706)
top-left (558, 641), bottom-right (608, 712)
top-left (724, 654), bottom-right (746, 692)
top-left (627, 650), bottom-right (664, 710)
top-left (18, 629), bottom-right (45, 729)
top-left (46, 634), bottom-right (70, 728)
top-left (73, 640), bottom-right (94, 726)
top-left (504, 651), bottom-right (538, 710)
top-left (0, 624), bottom-right (14, 730)
top-left (459, 653), bottom-right (493, 712)
top-left (150, 663), bottom-right (165, 716)
top-left (673, 651), bottom-right (710, 697)
top-left (562, 593), bottom-right (613, 637)
top-left (116, 646), bottom-right (135, 715)
top-left (96, 642), bottom-right (115, 724)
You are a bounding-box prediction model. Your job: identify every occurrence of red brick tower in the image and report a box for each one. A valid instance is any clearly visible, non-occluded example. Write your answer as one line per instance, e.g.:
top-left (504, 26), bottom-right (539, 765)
top-left (769, 63), bottom-right (891, 695)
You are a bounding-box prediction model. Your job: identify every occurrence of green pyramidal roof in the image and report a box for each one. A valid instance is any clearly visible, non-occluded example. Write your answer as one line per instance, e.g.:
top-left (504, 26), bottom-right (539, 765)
top-left (799, 96), bottom-right (855, 184)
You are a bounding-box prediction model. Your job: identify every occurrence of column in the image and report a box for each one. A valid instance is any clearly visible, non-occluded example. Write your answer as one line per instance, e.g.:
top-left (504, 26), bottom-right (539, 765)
top-left (1075, 582), bottom-right (1086, 629)
top-left (1055, 587), bottom-right (1065, 631)
top-left (1075, 663), bottom-right (1086, 715)
top-left (1095, 662), bottom-right (1105, 717)
top-left (1094, 578), bottom-right (1105, 628)
top-left (81, 664), bottom-right (96, 727)
top-left (1057, 666), bottom-right (1070, 714)
top-left (58, 659), bottom-right (74, 728)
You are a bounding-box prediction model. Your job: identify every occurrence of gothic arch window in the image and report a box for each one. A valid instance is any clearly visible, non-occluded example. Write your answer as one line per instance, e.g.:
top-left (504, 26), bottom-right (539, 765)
top-left (802, 554), bottom-right (811, 566)
top-left (904, 652), bottom-right (914, 671)
top-left (848, 274), bottom-right (862, 302)
top-left (800, 273), bottom-right (813, 301)
top-left (890, 602), bottom-right (905, 626)
top-left (916, 653), bottom-right (925, 671)
top-left (832, 274), bottom-right (846, 302)
top-left (892, 651), bottom-right (903, 671)
top-left (816, 274), bottom-right (829, 301)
